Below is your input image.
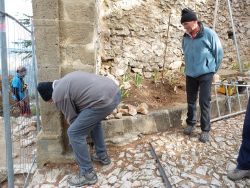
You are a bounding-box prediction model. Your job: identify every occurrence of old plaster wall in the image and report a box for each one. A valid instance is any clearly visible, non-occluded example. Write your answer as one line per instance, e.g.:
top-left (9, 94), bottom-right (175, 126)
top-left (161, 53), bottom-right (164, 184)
top-left (99, 0), bottom-right (250, 78)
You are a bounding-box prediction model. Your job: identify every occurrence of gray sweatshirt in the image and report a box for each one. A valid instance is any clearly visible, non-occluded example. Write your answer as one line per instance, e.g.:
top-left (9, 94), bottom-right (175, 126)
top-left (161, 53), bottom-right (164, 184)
top-left (52, 71), bottom-right (119, 123)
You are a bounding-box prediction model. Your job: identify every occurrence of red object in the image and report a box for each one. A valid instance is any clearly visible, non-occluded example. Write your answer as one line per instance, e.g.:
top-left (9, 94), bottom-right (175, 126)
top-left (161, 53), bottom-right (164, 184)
top-left (0, 23), bottom-right (6, 31)
top-left (18, 101), bottom-right (31, 117)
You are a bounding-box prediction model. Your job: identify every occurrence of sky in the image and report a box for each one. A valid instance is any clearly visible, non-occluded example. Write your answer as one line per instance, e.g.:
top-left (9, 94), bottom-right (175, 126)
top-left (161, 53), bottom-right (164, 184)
top-left (5, 0), bottom-right (32, 18)
top-left (2, 0), bottom-right (33, 75)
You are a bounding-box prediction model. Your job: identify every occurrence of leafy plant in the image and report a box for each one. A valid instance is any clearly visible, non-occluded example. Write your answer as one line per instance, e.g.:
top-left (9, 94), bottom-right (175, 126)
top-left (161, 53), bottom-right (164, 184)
top-left (118, 72), bottom-right (131, 100)
top-left (123, 73), bottom-right (131, 82)
top-left (134, 73), bottom-right (142, 87)
top-left (244, 62), bottom-right (250, 70)
top-left (232, 62), bottom-right (239, 70)
top-left (232, 61), bottom-right (250, 71)
top-left (119, 85), bottom-right (129, 100)
top-left (12, 40), bottom-right (32, 59)
top-left (11, 15), bottom-right (32, 60)
top-left (30, 104), bottom-right (37, 116)
top-left (151, 70), bottom-right (160, 84)
top-left (165, 72), bottom-right (179, 87)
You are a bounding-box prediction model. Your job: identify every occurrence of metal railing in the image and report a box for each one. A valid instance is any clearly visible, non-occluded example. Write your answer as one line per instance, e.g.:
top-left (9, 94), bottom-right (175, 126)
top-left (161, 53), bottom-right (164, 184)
top-left (211, 81), bottom-right (250, 122)
top-left (0, 5), bottom-right (40, 188)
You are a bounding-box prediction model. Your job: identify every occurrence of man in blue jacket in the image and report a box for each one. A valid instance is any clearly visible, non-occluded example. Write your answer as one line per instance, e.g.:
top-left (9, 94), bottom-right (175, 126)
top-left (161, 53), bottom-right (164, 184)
top-left (181, 8), bottom-right (224, 142)
top-left (11, 66), bottom-right (31, 117)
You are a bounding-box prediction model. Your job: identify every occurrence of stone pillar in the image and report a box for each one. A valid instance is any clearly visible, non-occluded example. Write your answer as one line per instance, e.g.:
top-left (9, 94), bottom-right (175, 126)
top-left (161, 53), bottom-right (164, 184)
top-left (32, 0), bottom-right (97, 166)
top-left (59, 0), bottom-right (97, 75)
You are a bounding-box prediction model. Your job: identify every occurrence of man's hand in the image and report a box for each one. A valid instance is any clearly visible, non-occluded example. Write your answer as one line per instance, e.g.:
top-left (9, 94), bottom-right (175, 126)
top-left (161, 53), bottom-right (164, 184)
top-left (23, 83), bottom-right (28, 90)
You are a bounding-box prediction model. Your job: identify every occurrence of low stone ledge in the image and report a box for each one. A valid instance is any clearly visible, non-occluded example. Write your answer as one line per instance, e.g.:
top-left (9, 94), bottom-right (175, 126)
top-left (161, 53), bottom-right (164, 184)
top-left (102, 104), bottom-right (188, 144)
top-left (102, 94), bottom-right (248, 145)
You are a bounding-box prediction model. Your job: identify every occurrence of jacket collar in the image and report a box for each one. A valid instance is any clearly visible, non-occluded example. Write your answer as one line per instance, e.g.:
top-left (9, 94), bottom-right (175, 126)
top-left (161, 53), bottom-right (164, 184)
top-left (52, 80), bottom-right (59, 89)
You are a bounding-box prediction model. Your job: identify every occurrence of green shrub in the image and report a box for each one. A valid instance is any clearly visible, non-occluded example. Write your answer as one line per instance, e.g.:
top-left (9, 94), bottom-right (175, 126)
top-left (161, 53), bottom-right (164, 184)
top-left (134, 73), bottom-right (142, 87)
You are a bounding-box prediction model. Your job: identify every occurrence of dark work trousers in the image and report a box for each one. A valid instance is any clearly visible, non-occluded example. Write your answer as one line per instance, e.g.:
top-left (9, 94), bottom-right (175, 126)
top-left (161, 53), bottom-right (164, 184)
top-left (67, 91), bottom-right (121, 174)
top-left (186, 73), bottom-right (214, 132)
top-left (237, 97), bottom-right (250, 170)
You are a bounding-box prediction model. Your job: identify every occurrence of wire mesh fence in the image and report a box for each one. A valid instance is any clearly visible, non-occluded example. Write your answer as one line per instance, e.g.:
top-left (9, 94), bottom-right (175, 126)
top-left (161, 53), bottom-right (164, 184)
top-left (0, 10), bottom-right (39, 188)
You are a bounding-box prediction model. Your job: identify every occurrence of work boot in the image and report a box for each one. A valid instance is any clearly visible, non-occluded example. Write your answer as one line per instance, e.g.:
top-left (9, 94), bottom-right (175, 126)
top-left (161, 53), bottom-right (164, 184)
top-left (199, 131), bottom-right (209, 143)
top-left (67, 170), bottom-right (97, 187)
top-left (227, 168), bottom-right (250, 181)
top-left (183, 125), bottom-right (194, 135)
top-left (92, 153), bottom-right (111, 165)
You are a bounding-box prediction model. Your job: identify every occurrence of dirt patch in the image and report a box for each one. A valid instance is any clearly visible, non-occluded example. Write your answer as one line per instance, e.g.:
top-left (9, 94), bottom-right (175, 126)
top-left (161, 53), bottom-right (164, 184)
top-left (122, 74), bottom-right (186, 110)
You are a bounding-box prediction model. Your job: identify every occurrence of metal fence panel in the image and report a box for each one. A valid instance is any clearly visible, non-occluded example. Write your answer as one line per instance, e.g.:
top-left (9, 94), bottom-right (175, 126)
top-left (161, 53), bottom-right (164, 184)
top-left (211, 81), bottom-right (250, 122)
top-left (0, 10), bottom-right (39, 188)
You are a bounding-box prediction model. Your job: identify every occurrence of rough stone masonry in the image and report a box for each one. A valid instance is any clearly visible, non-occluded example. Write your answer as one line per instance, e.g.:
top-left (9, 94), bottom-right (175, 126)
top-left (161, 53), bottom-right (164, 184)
top-left (99, 0), bottom-right (250, 77)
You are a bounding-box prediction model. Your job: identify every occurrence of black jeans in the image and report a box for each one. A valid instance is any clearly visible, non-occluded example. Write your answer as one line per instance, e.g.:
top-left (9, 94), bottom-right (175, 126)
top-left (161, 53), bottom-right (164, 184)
top-left (237, 97), bottom-right (250, 170)
top-left (186, 73), bottom-right (214, 132)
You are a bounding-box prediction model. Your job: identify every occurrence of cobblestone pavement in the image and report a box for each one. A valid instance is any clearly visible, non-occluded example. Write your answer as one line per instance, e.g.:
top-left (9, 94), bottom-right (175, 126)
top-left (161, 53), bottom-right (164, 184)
top-left (27, 114), bottom-right (250, 188)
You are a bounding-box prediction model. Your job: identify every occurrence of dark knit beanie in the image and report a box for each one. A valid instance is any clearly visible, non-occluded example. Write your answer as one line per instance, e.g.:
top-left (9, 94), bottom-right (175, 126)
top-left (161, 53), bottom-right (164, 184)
top-left (181, 8), bottom-right (198, 24)
top-left (37, 82), bottom-right (53, 101)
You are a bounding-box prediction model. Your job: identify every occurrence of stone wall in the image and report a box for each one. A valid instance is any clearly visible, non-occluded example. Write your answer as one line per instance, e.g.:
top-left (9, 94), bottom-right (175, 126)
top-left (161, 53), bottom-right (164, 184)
top-left (99, 0), bottom-right (250, 78)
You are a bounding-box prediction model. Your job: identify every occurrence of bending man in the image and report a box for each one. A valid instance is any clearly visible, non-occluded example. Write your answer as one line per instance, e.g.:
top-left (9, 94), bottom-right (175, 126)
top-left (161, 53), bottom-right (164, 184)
top-left (37, 71), bottom-right (121, 187)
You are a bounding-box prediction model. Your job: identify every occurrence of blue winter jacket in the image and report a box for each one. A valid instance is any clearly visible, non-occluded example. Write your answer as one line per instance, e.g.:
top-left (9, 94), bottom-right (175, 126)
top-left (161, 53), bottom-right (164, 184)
top-left (11, 74), bottom-right (25, 101)
top-left (182, 22), bottom-right (224, 78)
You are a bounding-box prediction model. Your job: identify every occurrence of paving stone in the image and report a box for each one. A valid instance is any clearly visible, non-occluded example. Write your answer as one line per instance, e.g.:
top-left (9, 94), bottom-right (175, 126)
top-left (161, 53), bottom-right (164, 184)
top-left (148, 178), bottom-right (164, 187)
top-left (236, 182), bottom-right (246, 188)
top-left (211, 177), bottom-right (222, 186)
top-left (226, 161), bottom-right (237, 171)
top-left (58, 175), bottom-right (69, 187)
top-left (195, 166), bottom-right (208, 175)
top-left (30, 170), bottom-right (46, 184)
top-left (131, 180), bottom-right (141, 186)
top-left (126, 153), bottom-right (132, 158)
top-left (215, 136), bottom-right (225, 142)
top-left (108, 175), bottom-right (117, 185)
top-left (120, 180), bottom-right (132, 188)
top-left (121, 171), bottom-right (133, 181)
top-left (170, 175), bottom-right (183, 184)
top-left (40, 184), bottom-right (57, 188)
top-left (118, 152), bottom-right (125, 158)
top-left (116, 160), bottom-right (123, 166)
top-left (98, 174), bottom-right (107, 183)
top-left (222, 175), bottom-right (236, 188)
top-left (45, 169), bottom-right (62, 183)
top-left (126, 164), bottom-right (134, 171)
top-left (134, 153), bottom-right (145, 159)
top-left (109, 168), bottom-right (121, 177)
top-left (100, 185), bottom-right (111, 188)
top-left (212, 172), bottom-right (220, 179)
